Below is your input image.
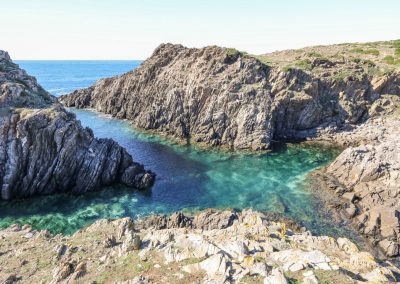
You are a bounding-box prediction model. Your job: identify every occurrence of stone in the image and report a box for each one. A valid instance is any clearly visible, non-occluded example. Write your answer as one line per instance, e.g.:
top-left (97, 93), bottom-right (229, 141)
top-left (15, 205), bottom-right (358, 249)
top-left (200, 253), bottom-right (229, 278)
top-left (0, 51), bottom-right (155, 200)
top-left (264, 268), bottom-right (288, 284)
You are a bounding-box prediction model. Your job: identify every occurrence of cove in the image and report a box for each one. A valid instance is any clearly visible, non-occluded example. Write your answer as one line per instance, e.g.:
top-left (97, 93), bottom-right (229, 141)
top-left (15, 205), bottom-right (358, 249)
top-left (0, 109), bottom-right (352, 238)
top-left (0, 61), bottom-right (358, 241)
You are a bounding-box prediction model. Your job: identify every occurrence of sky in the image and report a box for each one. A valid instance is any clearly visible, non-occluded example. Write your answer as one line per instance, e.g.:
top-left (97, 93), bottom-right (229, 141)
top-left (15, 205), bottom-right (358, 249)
top-left (1, 0), bottom-right (399, 60)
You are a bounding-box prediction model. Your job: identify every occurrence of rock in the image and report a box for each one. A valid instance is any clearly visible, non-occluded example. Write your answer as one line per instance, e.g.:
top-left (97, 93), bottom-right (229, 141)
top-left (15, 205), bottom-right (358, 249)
top-left (337, 238), bottom-right (359, 254)
top-left (264, 268), bottom-right (288, 284)
top-left (193, 209), bottom-right (238, 230)
top-left (61, 44), bottom-right (392, 151)
top-left (51, 262), bottom-right (74, 282)
top-left (199, 252), bottom-right (230, 279)
top-left (104, 235), bottom-right (117, 248)
top-left (303, 274), bottom-right (319, 284)
top-left (250, 262), bottom-right (270, 277)
top-left (0, 51), bottom-right (155, 200)
top-left (325, 136), bottom-right (400, 256)
top-left (54, 244), bottom-right (68, 257)
top-left (2, 274), bottom-right (18, 284)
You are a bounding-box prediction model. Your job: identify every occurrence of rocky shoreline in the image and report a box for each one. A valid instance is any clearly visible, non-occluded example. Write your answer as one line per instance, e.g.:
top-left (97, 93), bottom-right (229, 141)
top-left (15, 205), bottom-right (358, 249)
top-left (61, 41), bottom-right (400, 258)
top-left (1, 209), bottom-right (399, 283)
top-left (0, 50), bottom-right (155, 200)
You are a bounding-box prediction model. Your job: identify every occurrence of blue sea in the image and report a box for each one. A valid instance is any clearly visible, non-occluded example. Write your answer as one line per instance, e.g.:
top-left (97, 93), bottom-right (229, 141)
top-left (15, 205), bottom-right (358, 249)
top-left (0, 61), bottom-right (357, 241)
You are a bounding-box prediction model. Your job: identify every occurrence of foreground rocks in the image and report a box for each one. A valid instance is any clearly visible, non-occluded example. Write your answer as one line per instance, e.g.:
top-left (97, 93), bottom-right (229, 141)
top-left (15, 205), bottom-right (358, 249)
top-left (0, 51), bottom-right (155, 199)
top-left (0, 209), bottom-right (398, 283)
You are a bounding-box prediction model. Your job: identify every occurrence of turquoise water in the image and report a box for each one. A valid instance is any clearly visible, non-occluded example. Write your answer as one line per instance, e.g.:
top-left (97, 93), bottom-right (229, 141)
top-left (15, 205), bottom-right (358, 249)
top-left (0, 61), bottom-right (352, 239)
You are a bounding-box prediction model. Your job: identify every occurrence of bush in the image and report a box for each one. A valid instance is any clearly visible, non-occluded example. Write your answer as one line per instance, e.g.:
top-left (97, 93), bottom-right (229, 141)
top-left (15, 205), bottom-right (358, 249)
top-left (350, 48), bottom-right (379, 56)
top-left (295, 59), bottom-right (312, 70)
top-left (383, 55), bottom-right (395, 64)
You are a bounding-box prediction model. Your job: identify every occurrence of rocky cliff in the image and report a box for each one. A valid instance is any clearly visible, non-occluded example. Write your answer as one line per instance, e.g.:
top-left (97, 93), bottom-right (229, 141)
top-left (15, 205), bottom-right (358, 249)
top-left (0, 50), bottom-right (155, 200)
top-left (61, 42), bottom-right (399, 150)
top-left (1, 209), bottom-right (398, 283)
top-left (60, 41), bottom-right (400, 258)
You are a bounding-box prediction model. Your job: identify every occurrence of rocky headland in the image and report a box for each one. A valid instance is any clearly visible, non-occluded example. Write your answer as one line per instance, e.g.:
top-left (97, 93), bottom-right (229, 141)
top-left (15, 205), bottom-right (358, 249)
top-left (0, 50), bottom-right (155, 200)
top-left (60, 40), bottom-right (400, 258)
top-left (1, 209), bottom-right (399, 283)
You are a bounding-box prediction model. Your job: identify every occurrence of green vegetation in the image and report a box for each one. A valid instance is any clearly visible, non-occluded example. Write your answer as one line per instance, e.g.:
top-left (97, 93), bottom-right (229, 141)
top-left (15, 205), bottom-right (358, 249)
top-left (383, 55), bottom-right (400, 65)
top-left (295, 59), bottom-right (312, 70)
top-left (282, 65), bottom-right (292, 72)
top-left (307, 51), bottom-right (323, 58)
top-left (391, 39), bottom-right (400, 48)
top-left (250, 54), bottom-right (270, 65)
top-left (350, 48), bottom-right (379, 56)
top-left (226, 48), bottom-right (243, 58)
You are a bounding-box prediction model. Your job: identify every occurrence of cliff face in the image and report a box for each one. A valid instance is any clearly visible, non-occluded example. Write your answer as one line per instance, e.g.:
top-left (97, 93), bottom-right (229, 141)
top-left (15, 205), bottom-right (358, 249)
top-left (61, 43), bottom-right (399, 150)
top-left (60, 42), bottom-right (400, 257)
top-left (0, 51), bottom-right (154, 200)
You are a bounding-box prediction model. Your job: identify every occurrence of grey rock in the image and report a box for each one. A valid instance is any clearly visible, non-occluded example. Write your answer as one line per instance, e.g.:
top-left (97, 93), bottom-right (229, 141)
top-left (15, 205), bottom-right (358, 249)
top-left (0, 51), bottom-right (155, 200)
top-left (60, 44), bottom-right (395, 151)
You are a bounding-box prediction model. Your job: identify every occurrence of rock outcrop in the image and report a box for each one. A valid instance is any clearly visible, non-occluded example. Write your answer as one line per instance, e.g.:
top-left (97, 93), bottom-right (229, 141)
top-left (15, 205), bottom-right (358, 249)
top-left (60, 42), bottom-right (400, 257)
top-left (61, 43), bottom-right (399, 150)
top-left (0, 51), bottom-right (155, 200)
top-left (1, 209), bottom-right (398, 283)
top-left (315, 117), bottom-right (400, 257)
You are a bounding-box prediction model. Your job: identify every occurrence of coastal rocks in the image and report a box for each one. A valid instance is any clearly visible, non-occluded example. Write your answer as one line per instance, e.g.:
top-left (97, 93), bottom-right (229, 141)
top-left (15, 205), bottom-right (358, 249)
top-left (0, 209), bottom-right (398, 283)
top-left (263, 268), bottom-right (288, 284)
top-left (60, 43), bottom-right (395, 150)
top-left (0, 50), bottom-right (155, 200)
top-left (322, 121), bottom-right (400, 257)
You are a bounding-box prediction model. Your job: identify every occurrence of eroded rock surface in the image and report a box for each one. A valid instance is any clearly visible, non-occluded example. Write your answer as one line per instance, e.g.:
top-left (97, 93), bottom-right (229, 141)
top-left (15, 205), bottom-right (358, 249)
top-left (0, 51), bottom-right (155, 199)
top-left (0, 209), bottom-right (398, 283)
top-left (60, 43), bottom-right (399, 150)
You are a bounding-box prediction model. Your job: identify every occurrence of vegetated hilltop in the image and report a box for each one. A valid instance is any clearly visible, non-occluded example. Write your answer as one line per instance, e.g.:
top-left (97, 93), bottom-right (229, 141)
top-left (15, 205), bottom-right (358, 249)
top-left (0, 50), bottom-right (154, 200)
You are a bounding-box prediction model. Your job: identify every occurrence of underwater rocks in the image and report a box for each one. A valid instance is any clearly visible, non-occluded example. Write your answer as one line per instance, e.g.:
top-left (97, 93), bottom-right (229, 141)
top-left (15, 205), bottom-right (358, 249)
top-left (61, 43), bottom-right (399, 150)
top-left (1, 209), bottom-right (398, 283)
top-left (0, 51), bottom-right (154, 200)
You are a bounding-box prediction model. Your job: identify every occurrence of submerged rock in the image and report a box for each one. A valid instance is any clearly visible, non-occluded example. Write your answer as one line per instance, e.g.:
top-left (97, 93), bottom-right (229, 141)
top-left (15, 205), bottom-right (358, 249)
top-left (0, 51), bottom-right (155, 200)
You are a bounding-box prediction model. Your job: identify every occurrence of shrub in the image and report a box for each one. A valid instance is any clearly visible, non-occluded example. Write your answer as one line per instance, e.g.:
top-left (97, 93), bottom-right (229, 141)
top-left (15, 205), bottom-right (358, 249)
top-left (383, 55), bottom-right (395, 64)
top-left (350, 48), bottom-right (379, 56)
top-left (295, 59), bottom-right (312, 70)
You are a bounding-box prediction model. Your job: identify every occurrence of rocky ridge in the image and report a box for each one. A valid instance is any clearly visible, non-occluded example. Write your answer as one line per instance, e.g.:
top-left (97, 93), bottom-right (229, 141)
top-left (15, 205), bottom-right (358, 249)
top-left (0, 50), bottom-right (155, 200)
top-left (60, 41), bottom-right (400, 150)
top-left (1, 209), bottom-right (398, 283)
top-left (60, 41), bottom-right (400, 258)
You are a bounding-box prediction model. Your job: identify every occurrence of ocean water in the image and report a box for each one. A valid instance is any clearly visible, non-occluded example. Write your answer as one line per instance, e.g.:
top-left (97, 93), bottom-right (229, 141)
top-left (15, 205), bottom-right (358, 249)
top-left (0, 61), bottom-right (353, 239)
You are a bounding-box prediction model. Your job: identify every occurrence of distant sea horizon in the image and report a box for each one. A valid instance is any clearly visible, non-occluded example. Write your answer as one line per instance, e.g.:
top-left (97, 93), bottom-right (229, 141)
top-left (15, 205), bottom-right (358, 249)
top-left (16, 60), bottom-right (142, 97)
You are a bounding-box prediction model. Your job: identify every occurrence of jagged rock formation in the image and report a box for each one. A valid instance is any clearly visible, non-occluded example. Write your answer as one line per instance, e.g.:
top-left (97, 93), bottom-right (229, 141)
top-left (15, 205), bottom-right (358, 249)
top-left (313, 116), bottom-right (400, 257)
top-left (60, 41), bottom-right (400, 257)
top-left (0, 50), bottom-right (155, 200)
top-left (1, 209), bottom-right (398, 283)
top-left (61, 43), bottom-right (399, 150)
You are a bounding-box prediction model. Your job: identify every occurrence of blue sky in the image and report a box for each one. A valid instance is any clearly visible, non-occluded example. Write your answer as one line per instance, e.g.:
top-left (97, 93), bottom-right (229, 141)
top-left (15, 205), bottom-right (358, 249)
top-left (1, 0), bottom-right (399, 59)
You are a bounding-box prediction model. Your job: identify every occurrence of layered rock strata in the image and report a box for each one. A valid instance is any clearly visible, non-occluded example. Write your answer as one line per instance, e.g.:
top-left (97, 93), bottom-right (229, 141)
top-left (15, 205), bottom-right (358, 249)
top-left (0, 50), bottom-right (155, 200)
top-left (60, 42), bottom-right (400, 257)
top-left (61, 43), bottom-right (399, 150)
